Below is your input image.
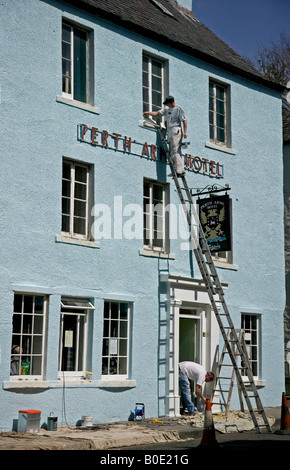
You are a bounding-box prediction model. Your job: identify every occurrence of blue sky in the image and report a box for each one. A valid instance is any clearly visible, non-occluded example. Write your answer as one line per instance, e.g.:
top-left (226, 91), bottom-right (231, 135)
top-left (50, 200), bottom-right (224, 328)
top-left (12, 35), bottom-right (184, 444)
top-left (192, 0), bottom-right (290, 63)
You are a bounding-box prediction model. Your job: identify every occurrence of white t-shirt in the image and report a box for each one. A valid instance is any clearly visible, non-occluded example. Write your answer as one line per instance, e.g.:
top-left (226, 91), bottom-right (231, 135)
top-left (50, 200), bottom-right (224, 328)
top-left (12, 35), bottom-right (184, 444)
top-left (158, 104), bottom-right (186, 130)
top-left (179, 361), bottom-right (206, 386)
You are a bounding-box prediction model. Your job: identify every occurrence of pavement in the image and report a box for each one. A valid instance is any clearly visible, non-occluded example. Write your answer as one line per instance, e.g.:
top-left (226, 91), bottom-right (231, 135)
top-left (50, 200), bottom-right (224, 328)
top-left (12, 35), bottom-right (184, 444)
top-left (0, 406), bottom-right (288, 451)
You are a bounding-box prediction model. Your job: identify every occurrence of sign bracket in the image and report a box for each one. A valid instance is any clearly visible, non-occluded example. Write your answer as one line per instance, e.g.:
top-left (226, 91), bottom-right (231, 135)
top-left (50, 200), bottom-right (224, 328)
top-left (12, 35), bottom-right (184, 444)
top-left (190, 184), bottom-right (231, 198)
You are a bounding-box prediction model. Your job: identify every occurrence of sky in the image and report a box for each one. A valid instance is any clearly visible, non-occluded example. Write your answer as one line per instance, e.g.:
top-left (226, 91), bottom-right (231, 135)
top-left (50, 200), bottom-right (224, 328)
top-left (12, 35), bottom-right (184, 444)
top-left (192, 0), bottom-right (290, 63)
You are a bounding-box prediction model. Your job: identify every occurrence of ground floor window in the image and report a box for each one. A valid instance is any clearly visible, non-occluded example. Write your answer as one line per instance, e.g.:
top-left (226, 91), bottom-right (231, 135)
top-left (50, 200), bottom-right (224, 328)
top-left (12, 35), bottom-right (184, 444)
top-left (58, 298), bottom-right (94, 377)
top-left (241, 313), bottom-right (260, 378)
top-left (11, 294), bottom-right (48, 378)
top-left (102, 301), bottom-right (130, 377)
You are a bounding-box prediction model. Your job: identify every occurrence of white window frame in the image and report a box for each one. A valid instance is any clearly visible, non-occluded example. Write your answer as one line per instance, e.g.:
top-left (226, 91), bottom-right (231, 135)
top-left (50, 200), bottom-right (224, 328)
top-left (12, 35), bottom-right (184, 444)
top-left (102, 301), bottom-right (131, 380)
top-left (143, 179), bottom-right (169, 253)
top-left (62, 20), bottom-right (93, 105)
top-left (58, 298), bottom-right (94, 379)
top-left (10, 293), bottom-right (48, 380)
top-left (143, 53), bottom-right (168, 114)
top-left (241, 314), bottom-right (260, 380)
top-left (209, 80), bottom-right (231, 148)
top-left (62, 159), bottom-right (93, 241)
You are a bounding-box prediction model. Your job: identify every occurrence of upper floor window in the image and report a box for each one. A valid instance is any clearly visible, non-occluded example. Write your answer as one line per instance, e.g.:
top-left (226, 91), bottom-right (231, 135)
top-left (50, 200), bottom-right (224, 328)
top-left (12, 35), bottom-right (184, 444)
top-left (62, 21), bottom-right (93, 104)
top-left (143, 179), bottom-right (169, 253)
top-left (10, 294), bottom-right (48, 378)
top-left (62, 159), bottom-right (93, 241)
top-left (209, 80), bottom-right (231, 147)
top-left (143, 53), bottom-right (167, 113)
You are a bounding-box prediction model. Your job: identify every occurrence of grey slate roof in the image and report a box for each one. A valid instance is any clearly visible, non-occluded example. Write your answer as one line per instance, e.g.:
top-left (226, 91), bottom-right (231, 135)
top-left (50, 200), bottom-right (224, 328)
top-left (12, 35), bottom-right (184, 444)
top-left (62, 0), bottom-right (284, 92)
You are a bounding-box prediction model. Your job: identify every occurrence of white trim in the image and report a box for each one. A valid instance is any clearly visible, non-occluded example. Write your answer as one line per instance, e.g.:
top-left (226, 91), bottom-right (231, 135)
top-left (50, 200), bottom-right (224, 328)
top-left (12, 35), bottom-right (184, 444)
top-left (205, 140), bottom-right (236, 155)
top-left (163, 274), bottom-right (220, 416)
top-left (139, 249), bottom-right (175, 259)
top-left (3, 379), bottom-right (136, 390)
top-left (56, 96), bottom-right (100, 114)
top-left (55, 235), bottom-right (100, 248)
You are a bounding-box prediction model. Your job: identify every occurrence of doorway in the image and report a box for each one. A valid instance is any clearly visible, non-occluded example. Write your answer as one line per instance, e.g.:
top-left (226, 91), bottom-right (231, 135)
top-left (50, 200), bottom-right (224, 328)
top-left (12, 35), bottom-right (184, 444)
top-left (179, 309), bottom-right (200, 363)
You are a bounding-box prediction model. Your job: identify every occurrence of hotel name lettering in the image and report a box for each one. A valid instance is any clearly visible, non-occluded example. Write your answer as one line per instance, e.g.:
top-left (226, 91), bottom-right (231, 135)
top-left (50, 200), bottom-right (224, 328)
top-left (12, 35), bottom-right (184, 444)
top-left (78, 124), bottom-right (224, 178)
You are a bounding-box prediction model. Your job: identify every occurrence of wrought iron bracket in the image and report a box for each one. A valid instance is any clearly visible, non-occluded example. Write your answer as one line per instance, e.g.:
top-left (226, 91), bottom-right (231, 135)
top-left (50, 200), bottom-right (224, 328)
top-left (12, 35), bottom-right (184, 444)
top-left (191, 183), bottom-right (231, 198)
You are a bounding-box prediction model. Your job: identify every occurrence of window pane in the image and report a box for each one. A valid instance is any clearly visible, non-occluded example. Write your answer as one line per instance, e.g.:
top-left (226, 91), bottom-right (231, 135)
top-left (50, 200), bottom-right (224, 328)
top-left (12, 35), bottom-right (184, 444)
top-left (62, 23), bottom-right (71, 43)
top-left (73, 28), bottom-right (87, 103)
top-left (75, 165), bottom-right (87, 183)
top-left (62, 198), bottom-right (70, 215)
top-left (35, 296), bottom-right (44, 314)
top-left (120, 321), bottom-right (128, 338)
top-left (152, 75), bottom-right (161, 91)
top-left (217, 127), bottom-right (225, 142)
top-left (120, 303), bottom-right (128, 319)
top-left (143, 71), bottom-right (149, 88)
top-left (14, 295), bottom-right (22, 313)
top-left (142, 55), bottom-right (149, 72)
top-left (73, 217), bottom-right (86, 235)
top-left (24, 296), bottom-right (33, 313)
top-left (152, 90), bottom-right (162, 109)
top-left (62, 179), bottom-right (71, 197)
top-left (62, 215), bottom-right (70, 232)
top-left (216, 114), bottom-right (225, 129)
top-left (74, 200), bottom-right (86, 217)
top-left (111, 303), bottom-right (118, 319)
top-left (152, 60), bottom-right (162, 77)
top-left (63, 162), bottom-right (71, 180)
top-left (62, 42), bottom-right (71, 60)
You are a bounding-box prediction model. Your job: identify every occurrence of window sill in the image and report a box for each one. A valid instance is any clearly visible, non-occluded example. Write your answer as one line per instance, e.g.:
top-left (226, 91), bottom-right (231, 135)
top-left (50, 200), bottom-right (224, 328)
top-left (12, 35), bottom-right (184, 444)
top-left (139, 119), bottom-right (166, 131)
top-left (205, 141), bottom-right (236, 155)
top-left (214, 259), bottom-right (238, 271)
top-left (55, 235), bottom-right (100, 249)
top-left (4, 379), bottom-right (136, 390)
top-left (139, 249), bottom-right (175, 259)
top-left (243, 379), bottom-right (266, 388)
top-left (56, 96), bottom-right (100, 115)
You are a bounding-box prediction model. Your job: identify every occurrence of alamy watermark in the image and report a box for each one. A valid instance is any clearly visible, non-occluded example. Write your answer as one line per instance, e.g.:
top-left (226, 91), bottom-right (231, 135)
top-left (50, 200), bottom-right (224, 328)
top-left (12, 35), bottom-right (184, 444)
top-left (90, 196), bottom-right (200, 251)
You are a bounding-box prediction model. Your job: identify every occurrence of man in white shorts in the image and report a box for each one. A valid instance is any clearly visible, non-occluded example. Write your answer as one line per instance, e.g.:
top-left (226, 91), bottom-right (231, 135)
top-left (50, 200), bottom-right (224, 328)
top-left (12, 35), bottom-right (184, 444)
top-left (179, 361), bottom-right (214, 415)
top-left (143, 96), bottom-right (187, 176)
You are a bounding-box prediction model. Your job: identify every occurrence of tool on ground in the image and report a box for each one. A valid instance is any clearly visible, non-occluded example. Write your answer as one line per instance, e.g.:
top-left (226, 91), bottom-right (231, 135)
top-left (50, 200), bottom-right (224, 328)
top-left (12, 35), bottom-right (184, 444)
top-left (134, 403), bottom-right (145, 421)
top-left (152, 419), bottom-right (163, 424)
top-left (156, 122), bottom-right (272, 433)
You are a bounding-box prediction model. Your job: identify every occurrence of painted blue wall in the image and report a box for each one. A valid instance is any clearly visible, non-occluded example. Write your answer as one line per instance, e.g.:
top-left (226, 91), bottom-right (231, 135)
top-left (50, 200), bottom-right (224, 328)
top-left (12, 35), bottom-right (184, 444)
top-left (0, 0), bottom-right (285, 430)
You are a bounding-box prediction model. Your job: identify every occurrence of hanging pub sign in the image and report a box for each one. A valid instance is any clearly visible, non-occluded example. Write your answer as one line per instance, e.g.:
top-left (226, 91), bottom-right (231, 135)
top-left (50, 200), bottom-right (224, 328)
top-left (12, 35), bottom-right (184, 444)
top-left (198, 195), bottom-right (231, 252)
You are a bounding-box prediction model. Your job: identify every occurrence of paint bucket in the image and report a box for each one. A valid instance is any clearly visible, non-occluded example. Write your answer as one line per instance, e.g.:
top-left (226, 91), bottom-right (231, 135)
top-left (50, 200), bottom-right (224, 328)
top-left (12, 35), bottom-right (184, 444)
top-left (18, 410), bottom-right (41, 433)
top-left (47, 412), bottom-right (58, 431)
top-left (82, 415), bottom-right (93, 427)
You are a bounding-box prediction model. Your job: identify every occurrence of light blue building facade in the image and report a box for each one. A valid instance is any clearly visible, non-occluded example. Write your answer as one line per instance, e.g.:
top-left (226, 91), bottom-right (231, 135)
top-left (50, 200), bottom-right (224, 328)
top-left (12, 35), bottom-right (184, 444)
top-left (0, 0), bottom-right (285, 430)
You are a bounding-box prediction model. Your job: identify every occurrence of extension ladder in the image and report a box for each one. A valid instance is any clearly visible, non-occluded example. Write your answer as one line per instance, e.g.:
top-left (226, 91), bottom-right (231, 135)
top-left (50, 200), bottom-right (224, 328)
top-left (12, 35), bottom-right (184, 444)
top-left (156, 124), bottom-right (272, 433)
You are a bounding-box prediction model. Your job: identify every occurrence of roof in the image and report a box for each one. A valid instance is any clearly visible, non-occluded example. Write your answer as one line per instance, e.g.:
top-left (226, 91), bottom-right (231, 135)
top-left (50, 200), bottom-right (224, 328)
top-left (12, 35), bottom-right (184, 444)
top-left (61, 0), bottom-right (284, 92)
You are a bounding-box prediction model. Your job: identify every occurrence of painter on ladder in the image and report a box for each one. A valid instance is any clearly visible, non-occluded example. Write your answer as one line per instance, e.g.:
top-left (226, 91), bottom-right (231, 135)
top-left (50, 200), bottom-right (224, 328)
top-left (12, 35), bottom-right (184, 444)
top-left (179, 361), bottom-right (214, 416)
top-left (143, 95), bottom-right (187, 177)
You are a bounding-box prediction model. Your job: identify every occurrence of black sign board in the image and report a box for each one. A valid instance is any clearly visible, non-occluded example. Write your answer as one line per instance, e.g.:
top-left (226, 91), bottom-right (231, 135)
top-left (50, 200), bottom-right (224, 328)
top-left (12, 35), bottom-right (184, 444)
top-left (198, 195), bottom-right (231, 252)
